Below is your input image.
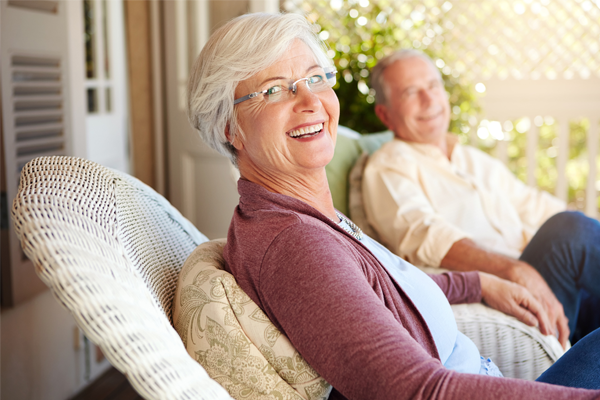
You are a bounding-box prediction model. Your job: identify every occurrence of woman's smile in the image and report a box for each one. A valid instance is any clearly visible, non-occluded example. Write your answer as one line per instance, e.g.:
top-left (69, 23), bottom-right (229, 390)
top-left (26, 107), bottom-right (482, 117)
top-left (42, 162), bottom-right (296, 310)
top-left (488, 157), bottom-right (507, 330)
top-left (287, 122), bottom-right (324, 138)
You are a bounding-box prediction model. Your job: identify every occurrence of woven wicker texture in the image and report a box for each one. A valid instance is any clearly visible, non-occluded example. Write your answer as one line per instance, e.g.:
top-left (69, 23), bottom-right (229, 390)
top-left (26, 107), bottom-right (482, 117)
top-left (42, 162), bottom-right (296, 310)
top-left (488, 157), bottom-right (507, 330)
top-left (12, 156), bottom-right (233, 400)
top-left (451, 303), bottom-right (565, 380)
top-left (348, 155), bottom-right (566, 380)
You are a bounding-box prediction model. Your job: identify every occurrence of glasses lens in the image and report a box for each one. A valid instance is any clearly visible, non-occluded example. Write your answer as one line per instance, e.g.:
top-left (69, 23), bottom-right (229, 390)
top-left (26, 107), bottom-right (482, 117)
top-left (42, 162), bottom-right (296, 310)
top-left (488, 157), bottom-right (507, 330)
top-left (261, 69), bottom-right (337, 104)
top-left (325, 68), bottom-right (337, 87)
top-left (307, 75), bottom-right (328, 93)
top-left (263, 85), bottom-right (286, 104)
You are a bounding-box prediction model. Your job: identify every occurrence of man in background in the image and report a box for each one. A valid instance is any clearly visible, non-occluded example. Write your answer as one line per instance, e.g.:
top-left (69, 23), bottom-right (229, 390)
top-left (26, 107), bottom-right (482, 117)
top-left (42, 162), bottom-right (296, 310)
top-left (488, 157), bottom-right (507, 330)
top-left (363, 49), bottom-right (600, 346)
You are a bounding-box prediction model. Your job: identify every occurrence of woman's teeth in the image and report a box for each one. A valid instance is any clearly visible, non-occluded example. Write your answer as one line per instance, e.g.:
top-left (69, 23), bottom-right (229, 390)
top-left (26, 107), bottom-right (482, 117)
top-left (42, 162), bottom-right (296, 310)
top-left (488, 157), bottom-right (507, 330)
top-left (288, 123), bottom-right (324, 138)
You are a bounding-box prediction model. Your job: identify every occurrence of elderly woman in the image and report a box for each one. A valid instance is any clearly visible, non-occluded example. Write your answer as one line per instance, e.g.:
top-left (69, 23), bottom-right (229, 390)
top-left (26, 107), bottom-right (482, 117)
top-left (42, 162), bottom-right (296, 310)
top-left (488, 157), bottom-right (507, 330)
top-left (187, 12), bottom-right (600, 400)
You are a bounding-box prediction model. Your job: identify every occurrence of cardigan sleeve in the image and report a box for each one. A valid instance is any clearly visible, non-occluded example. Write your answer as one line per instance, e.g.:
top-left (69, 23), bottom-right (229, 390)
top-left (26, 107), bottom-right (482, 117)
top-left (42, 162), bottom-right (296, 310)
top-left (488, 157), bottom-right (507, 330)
top-left (428, 271), bottom-right (482, 304)
top-left (256, 222), bottom-right (596, 400)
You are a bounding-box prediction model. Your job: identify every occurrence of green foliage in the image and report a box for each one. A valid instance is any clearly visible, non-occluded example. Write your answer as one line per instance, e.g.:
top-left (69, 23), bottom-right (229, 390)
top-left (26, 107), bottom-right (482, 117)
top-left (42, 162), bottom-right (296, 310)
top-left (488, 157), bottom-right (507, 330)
top-left (301, 0), bottom-right (481, 135)
top-left (294, 0), bottom-right (598, 213)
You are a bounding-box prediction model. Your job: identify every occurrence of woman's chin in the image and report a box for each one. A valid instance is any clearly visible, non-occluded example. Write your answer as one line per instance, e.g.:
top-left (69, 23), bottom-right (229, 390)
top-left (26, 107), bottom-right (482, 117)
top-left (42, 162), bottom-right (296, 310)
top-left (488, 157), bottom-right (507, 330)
top-left (291, 150), bottom-right (336, 172)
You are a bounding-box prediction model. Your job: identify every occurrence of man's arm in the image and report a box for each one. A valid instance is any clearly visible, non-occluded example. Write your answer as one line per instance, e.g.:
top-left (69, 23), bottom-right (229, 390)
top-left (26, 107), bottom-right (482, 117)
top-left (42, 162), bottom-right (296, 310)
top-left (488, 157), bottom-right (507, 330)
top-left (442, 238), bottom-right (570, 348)
top-left (362, 156), bottom-right (470, 267)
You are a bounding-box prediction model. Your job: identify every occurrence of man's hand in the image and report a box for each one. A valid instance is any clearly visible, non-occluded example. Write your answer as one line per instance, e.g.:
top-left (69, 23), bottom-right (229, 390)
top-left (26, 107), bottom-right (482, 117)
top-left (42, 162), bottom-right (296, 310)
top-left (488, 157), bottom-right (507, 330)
top-left (442, 238), bottom-right (570, 348)
top-left (505, 262), bottom-right (570, 348)
top-left (479, 272), bottom-right (552, 336)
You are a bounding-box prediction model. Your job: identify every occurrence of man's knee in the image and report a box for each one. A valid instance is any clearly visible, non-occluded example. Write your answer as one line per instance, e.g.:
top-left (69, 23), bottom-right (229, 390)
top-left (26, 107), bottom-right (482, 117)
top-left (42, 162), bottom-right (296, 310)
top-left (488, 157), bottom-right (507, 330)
top-left (536, 211), bottom-right (600, 244)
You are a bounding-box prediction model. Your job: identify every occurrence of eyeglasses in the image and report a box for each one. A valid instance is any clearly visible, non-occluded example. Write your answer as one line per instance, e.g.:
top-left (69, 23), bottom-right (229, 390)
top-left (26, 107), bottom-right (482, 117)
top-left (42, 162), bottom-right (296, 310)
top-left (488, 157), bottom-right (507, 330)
top-left (234, 67), bottom-right (337, 105)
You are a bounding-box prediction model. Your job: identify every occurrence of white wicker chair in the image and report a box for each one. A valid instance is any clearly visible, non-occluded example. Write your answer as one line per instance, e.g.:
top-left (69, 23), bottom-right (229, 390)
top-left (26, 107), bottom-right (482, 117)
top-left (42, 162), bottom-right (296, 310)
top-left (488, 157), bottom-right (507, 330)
top-left (12, 156), bottom-right (564, 400)
top-left (12, 156), bottom-right (233, 400)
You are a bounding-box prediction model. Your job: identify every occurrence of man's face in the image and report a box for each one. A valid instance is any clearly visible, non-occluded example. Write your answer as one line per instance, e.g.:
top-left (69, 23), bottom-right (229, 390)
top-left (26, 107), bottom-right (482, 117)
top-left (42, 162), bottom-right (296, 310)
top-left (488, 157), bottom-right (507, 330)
top-left (375, 57), bottom-right (450, 144)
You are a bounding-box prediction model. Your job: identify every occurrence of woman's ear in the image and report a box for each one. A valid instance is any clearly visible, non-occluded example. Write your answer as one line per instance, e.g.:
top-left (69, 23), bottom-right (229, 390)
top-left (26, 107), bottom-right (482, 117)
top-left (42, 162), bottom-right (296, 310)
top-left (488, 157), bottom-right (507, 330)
top-left (225, 124), bottom-right (244, 151)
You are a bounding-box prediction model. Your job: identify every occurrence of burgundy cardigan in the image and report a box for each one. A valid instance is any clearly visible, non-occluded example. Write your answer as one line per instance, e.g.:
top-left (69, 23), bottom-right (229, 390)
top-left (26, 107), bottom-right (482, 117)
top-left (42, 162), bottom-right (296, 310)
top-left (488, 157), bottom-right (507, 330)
top-left (223, 179), bottom-right (598, 400)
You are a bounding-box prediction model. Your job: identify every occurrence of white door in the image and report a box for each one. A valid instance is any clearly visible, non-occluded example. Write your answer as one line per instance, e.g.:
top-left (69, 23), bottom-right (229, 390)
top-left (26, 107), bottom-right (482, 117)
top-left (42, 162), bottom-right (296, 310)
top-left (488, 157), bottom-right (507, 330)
top-left (163, 0), bottom-right (279, 239)
top-left (83, 0), bottom-right (129, 172)
top-left (163, 0), bottom-right (278, 239)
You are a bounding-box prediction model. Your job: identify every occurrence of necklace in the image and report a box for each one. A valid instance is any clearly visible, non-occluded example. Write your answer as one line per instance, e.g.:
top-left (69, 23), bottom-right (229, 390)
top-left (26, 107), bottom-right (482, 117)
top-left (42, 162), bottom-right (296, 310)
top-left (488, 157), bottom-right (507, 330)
top-left (334, 211), bottom-right (364, 241)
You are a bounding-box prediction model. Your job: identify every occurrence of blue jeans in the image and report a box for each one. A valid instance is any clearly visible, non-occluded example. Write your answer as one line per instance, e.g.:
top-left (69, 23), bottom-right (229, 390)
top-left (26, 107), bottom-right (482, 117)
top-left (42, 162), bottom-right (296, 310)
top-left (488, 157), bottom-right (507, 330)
top-left (536, 327), bottom-right (600, 389)
top-left (520, 211), bottom-right (600, 343)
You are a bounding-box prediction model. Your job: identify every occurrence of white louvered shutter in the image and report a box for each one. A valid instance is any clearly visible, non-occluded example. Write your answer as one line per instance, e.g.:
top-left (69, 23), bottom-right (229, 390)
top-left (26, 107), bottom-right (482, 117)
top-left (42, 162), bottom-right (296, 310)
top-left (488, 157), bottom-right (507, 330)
top-left (1, 0), bottom-right (85, 306)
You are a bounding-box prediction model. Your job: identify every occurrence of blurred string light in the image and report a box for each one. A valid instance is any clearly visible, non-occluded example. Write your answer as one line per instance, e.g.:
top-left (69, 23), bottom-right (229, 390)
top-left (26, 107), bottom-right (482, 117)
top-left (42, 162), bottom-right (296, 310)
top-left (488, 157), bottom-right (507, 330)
top-left (411, 10), bottom-right (425, 21)
top-left (330, 0), bottom-right (342, 10)
top-left (514, 2), bottom-right (525, 14)
top-left (477, 120), bottom-right (490, 139)
top-left (475, 83), bottom-right (486, 93)
top-left (488, 121), bottom-right (504, 140)
top-left (477, 120), bottom-right (506, 140)
top-left (357, 81), bottom-right (369, 95)
top-left (515, 118), bottom-right (531, 133)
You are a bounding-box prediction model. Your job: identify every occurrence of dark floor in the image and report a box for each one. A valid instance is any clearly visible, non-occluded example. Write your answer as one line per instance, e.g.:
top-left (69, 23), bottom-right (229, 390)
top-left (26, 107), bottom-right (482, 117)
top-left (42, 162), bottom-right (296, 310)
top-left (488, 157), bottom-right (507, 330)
top-left (71, 367), bottom-right (143, 400)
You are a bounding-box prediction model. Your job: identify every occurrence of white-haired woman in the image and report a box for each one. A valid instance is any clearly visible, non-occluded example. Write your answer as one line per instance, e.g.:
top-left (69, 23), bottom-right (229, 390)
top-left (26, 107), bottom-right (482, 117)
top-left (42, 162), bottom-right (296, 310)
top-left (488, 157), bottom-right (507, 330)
top-left (187, 12), bottom-right (600, 399)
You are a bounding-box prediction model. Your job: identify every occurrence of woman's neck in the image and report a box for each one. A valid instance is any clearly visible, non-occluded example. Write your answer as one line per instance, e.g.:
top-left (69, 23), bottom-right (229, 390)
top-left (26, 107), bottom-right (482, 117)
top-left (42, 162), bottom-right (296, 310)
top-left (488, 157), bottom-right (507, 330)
top-left (238, 162), bottom-right (338, 221)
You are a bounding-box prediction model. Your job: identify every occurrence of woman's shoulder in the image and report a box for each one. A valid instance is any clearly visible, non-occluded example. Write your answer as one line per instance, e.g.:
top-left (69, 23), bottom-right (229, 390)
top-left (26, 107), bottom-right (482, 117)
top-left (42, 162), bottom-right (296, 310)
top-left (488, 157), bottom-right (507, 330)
top-left (228, 206), bottom-right (347, 255)
top-left (226, 205), bottom-right (351, 267)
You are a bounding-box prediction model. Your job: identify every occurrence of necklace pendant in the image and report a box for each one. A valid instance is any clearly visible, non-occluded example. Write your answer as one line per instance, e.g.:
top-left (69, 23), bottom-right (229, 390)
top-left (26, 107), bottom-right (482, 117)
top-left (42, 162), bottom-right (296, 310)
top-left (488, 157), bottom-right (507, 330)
top-left (335, 211), bottom-right (364, 241)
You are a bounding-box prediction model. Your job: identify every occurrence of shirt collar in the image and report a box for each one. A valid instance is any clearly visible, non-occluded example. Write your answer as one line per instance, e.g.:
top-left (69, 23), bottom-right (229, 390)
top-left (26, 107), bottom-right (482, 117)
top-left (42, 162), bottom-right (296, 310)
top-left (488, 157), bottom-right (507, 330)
top-left (395, 133), bottom-right (460, 163)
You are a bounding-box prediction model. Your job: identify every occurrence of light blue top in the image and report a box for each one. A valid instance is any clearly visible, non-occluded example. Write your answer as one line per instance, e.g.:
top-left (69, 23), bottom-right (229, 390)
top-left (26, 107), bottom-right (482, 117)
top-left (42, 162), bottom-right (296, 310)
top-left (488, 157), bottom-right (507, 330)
top-left (339, 220), bottom-right (502, 376)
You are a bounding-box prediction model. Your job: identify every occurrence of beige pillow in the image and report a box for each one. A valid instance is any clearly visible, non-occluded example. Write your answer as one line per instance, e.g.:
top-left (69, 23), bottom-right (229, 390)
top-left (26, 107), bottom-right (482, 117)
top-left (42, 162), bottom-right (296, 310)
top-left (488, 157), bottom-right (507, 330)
top-left (173, 239), bottom-right (331, 400)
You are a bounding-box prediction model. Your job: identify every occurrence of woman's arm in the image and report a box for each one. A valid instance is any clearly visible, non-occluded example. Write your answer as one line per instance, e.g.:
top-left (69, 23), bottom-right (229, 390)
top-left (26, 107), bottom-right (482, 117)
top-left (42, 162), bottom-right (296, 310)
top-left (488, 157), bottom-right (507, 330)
top-left (256, 223), bottom-right (595, 400)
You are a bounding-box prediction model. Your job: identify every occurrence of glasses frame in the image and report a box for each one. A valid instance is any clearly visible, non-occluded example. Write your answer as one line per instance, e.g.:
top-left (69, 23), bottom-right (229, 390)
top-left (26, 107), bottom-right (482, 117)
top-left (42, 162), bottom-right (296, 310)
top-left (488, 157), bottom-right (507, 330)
top-left (233, 67), bottom-right (337, 105)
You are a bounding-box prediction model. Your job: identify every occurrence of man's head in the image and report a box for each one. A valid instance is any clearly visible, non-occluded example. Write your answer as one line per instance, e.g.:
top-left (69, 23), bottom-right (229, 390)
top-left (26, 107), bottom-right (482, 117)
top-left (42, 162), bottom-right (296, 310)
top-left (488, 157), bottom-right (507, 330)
top-left (371, 50), bottom-right (450, 145)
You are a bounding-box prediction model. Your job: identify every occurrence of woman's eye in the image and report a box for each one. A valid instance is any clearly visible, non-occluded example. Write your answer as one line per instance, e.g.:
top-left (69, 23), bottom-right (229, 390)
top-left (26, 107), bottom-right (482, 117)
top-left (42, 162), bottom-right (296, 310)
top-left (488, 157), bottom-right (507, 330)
top-left (308, 75), bottom-right (324, 84)
top-left (266, 85), bottom-right (283, 95)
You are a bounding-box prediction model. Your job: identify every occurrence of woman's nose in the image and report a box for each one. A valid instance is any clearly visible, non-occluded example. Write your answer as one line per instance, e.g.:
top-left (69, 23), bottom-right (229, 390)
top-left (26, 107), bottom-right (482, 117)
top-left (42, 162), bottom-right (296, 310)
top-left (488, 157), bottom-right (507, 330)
top-left (292, 81), bottom-right (321, 113)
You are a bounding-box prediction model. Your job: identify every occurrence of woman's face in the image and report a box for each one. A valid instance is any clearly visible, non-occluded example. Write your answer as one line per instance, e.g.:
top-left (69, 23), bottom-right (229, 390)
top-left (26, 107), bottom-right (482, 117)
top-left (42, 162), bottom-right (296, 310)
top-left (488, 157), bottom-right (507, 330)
top-left (232, 40), bottom-right (340, 179)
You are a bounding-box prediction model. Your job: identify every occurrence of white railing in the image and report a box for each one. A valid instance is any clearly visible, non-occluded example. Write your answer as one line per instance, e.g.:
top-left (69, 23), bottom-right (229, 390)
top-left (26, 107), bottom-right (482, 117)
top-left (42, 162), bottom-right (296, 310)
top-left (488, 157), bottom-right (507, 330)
top-left (475, 77), bottom-right (600, 218)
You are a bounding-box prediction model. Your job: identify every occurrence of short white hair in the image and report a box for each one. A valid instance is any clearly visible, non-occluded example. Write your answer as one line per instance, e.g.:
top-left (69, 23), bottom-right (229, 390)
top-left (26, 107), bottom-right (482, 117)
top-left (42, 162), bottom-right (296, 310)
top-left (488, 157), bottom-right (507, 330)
top-left (187, 12), bottom-right (333, 165)
top-left (370, 49), bottom-right (441, 105)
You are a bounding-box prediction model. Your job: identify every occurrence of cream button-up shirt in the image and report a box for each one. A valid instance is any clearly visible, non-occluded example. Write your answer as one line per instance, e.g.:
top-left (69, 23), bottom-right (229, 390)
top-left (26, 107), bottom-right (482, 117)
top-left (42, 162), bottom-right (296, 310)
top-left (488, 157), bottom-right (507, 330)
top-left (362, 135), bottom-right (566, 267)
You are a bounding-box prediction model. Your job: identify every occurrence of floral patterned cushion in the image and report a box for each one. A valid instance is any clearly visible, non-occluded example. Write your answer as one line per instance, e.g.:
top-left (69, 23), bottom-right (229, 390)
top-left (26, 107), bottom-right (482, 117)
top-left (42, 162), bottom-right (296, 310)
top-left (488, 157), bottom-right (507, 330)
top-left (172, 239), bottom-right (332, 400)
